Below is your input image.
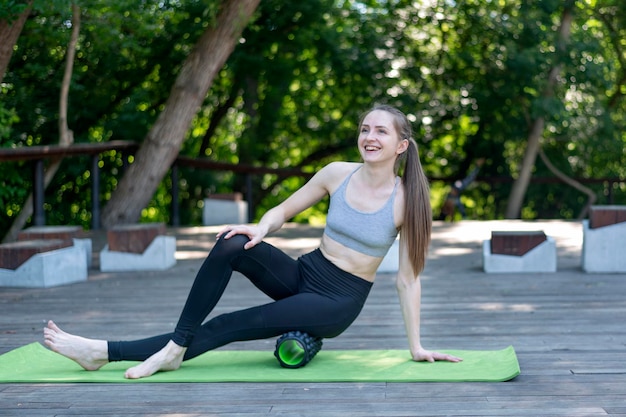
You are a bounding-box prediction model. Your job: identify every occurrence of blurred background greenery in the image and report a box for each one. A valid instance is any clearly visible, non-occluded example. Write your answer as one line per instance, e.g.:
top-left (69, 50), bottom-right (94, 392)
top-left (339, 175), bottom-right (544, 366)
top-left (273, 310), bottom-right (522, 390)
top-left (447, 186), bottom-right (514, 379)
top-left (1, 0), bottom-right (624, 238)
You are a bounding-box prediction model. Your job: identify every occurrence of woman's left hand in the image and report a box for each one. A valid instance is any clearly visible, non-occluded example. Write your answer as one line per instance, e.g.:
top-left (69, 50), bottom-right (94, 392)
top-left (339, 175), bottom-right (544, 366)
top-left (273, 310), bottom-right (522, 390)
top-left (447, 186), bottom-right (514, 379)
top-left (411, 347), bottom-right (462, 363)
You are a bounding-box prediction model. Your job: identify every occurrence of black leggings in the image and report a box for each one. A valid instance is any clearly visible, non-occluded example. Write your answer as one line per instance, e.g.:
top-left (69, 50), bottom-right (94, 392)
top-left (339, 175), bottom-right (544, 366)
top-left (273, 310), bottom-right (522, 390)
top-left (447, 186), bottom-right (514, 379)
top-left (107, 234), bottom-right (372, 362)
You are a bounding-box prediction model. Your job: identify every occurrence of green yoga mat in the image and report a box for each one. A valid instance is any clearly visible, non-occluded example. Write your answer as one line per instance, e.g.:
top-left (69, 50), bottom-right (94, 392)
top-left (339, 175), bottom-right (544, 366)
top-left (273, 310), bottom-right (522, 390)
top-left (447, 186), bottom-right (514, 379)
top-left (0, 343), bottom-right (520, 383)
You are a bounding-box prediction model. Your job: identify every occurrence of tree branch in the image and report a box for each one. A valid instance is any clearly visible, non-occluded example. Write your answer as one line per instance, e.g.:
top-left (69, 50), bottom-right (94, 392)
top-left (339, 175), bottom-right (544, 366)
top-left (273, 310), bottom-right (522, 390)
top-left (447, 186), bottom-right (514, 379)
top-left (538, 147), bottom-right (596, 220)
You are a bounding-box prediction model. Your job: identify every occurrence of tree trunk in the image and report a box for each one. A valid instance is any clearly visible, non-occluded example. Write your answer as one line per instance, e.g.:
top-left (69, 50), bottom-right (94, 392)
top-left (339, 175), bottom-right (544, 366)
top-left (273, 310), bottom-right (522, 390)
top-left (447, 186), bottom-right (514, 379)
top-left (0, 1), bottom-right (32, 84)
top-left (505, 3), bottom-right (575, 219)
top-left (2, 3), bottom-right (80, 243)
top-left (101, 0), bottom-right (260, 227)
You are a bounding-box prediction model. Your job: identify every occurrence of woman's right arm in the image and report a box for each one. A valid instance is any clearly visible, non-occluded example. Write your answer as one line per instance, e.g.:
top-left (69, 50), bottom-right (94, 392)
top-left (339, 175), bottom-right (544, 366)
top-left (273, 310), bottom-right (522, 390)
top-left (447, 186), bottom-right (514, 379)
top-left (217, 162), bottom-right (342, 248)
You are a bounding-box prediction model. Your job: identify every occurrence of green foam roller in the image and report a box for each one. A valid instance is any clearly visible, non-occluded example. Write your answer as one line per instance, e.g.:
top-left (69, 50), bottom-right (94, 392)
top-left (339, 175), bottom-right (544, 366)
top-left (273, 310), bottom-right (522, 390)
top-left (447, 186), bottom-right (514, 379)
top-left (274, 331), bottom-right (323, 369)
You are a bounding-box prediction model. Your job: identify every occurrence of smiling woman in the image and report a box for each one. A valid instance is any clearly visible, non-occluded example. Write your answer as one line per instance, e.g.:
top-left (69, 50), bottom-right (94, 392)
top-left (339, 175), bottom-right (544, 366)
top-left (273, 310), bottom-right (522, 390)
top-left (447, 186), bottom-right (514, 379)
top-left (43, 104), bottom-right (461, 380)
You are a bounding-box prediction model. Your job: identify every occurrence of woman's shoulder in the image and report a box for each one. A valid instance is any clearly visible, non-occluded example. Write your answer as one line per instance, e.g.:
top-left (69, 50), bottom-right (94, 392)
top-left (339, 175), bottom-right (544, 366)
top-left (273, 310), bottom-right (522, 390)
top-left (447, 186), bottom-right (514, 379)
top-left (316, 162), bottom-right (361, 193)
top-left (322, 161), bottom-right (361, 173)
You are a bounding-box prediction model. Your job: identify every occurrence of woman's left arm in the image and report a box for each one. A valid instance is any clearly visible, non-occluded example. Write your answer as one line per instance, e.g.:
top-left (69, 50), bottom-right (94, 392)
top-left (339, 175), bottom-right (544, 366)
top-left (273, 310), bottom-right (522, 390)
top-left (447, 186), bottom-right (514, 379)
top-left (396, 235), bottom-right (462, 363)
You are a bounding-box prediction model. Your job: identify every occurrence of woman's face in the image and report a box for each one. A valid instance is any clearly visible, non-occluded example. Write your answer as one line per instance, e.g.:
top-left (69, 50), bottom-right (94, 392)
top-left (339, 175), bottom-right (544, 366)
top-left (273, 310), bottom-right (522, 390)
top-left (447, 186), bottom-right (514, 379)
top-left (358, 110), bottom-right (408, 164)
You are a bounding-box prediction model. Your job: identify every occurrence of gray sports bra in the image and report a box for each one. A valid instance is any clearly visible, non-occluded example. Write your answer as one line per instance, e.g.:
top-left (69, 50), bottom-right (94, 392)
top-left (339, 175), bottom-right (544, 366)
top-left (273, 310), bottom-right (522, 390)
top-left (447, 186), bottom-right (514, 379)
top-left (324, 167), bottom-right (399, 257)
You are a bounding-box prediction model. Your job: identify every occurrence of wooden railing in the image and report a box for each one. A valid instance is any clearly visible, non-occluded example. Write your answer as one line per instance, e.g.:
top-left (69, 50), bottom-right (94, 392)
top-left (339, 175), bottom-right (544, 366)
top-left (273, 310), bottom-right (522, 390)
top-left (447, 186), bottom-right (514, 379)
top-left (0, 142), bottom-right (313, 229)
top-left (0, 142), bottom-right (624, 230)
top-left (0, 142), bottom-right (138, 229)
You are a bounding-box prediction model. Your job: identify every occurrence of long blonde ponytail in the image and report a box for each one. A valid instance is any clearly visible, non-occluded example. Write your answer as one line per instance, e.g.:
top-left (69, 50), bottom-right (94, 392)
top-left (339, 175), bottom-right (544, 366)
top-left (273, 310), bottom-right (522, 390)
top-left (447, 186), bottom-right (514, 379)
top-left (363, 104), bottom-right (432, 274)
top-left (401, 138), bottom-right (432, 274)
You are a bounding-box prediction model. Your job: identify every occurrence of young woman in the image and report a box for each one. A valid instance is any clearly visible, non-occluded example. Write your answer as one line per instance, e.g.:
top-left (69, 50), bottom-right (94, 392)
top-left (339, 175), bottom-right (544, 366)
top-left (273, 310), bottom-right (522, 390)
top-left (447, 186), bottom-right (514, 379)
top-left (44, 104), bottom-right (461, 379)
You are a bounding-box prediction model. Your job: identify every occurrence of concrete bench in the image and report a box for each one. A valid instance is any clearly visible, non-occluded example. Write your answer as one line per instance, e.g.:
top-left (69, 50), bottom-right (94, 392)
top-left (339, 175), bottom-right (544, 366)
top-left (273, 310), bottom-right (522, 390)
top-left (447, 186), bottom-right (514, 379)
top-left (99, 223), bottom-right (176, 272)
top-left (203, 192), bottom-right (248, 226)
top-left (483, 230), bottom-right (556, 273)
top-left (0, 239), bottom-right (88, 287)
top-left (582, 205), bottom-right (626, 273)
top-left (18, 225), bottom-right (92, 267)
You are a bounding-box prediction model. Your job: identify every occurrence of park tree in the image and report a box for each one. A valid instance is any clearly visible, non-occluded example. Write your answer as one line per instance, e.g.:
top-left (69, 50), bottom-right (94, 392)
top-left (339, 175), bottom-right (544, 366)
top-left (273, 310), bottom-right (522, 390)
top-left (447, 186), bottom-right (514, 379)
top-left (200, 0), bottom-right (399, 209)
top-left (513, 0), bottom-right (626, 218)
top-left (2, 1), bottom-right (80, 243)
top-left (100, 0), bottom-right (260, 227)
top-left (2, 0), bottom-right (264, 237)
top-left (1, 0), bottom-right (261, 236)
top-left (170, 0), bottom-right (405, 224)
top-left (505, 1), bottom-right (576, 219)
top-left (388, 0), bottom-right (625, 219)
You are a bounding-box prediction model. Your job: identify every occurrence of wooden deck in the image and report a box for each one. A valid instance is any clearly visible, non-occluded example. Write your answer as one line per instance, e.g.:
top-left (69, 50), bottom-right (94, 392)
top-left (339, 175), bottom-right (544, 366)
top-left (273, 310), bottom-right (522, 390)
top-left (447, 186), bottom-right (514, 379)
top-left (1, 220), bottom-right (625, 416)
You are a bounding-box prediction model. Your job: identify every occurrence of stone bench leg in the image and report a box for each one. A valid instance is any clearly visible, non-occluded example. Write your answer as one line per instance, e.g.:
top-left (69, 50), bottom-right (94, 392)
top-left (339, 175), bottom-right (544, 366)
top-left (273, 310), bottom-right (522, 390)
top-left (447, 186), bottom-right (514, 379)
top-left (483, 231), bottom-right (557, 273)
top-left (582, 205), bottom-right (626, 272)
top-left (18, 225), bottom-right (92, 268)
top-left (0, 239), bottom-right (88, 288)
top-left (99, 223), bottom-right (176, 272)
top-left (203, 193), bottom-right (248, 226)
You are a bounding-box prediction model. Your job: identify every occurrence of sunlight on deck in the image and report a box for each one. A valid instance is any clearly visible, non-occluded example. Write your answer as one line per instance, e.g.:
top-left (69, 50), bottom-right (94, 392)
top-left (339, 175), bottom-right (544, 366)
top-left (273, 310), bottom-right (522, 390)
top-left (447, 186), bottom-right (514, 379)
top-left (474, 302), bottom-right (536, 312)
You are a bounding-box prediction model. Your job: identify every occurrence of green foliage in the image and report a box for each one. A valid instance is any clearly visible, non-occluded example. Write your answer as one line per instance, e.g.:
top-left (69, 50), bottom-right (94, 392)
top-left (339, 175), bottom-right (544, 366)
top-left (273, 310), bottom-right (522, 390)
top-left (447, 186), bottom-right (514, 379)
top-left (0, 1), bottom-right (30, 21)
top-left (0, 103), bottom-right (24, 235)
top-left (0, 104), bottom-right (18, 140)
top-left (1, 0), bottom-right (625, 238)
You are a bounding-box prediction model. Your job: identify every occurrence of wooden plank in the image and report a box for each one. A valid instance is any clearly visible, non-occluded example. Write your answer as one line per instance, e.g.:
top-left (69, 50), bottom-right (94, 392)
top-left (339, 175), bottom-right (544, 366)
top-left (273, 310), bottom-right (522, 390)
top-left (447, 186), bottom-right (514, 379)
top-left (490, 230), bottom-right (546, 255)
top-left (0, 141), bottom-right (138, 162)
top-left (17, 225), bottom-right (85, 242)
top-left (0, 239), bottom-right (71, 269)
top-left (589, 205), bottom-right (626, 228)
top-left (107, 223), bottom-right (166, 253)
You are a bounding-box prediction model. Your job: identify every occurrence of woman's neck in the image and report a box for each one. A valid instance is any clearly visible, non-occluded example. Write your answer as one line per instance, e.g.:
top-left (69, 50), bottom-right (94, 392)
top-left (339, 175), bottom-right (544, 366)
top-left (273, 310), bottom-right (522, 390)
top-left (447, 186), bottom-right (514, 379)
top-left (356, 163), bottom-right (397, 189)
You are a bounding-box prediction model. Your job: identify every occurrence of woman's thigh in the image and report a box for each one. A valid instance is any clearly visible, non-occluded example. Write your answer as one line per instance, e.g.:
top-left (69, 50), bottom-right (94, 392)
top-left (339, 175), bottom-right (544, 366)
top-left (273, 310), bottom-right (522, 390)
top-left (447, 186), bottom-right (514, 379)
top-left (185, 293), bottom-right (361, 359)
top-left (218, 235), bottom-right (302, 300)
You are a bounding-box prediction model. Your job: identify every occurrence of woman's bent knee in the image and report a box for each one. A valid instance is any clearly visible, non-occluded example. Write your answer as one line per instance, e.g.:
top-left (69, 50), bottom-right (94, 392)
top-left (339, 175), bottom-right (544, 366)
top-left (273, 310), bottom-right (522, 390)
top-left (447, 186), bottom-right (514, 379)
top-left (213, 234), bottom-right (249, 256)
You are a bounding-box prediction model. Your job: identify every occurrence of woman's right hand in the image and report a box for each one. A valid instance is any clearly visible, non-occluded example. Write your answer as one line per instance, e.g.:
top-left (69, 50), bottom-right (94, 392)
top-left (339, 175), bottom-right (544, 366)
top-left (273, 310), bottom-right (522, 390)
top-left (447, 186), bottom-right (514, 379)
top-left (216, 224), bottom-right (268, 250)
top-left (410, 346), bottom-right (462, 363)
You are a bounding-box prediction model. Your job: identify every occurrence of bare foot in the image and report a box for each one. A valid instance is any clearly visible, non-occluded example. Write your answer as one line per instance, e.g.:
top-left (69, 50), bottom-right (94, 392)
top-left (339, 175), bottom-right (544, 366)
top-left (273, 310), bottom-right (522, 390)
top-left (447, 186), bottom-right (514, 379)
top-left (43, 320), bottom-right (109, 371)
top-left (124, 340), bottom-right (186, 379)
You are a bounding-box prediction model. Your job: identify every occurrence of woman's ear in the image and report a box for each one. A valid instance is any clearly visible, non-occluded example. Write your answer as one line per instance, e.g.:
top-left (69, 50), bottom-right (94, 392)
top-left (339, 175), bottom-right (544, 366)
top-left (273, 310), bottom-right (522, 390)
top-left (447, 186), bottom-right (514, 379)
top-left (396, 139), bottom-right (409, 154)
